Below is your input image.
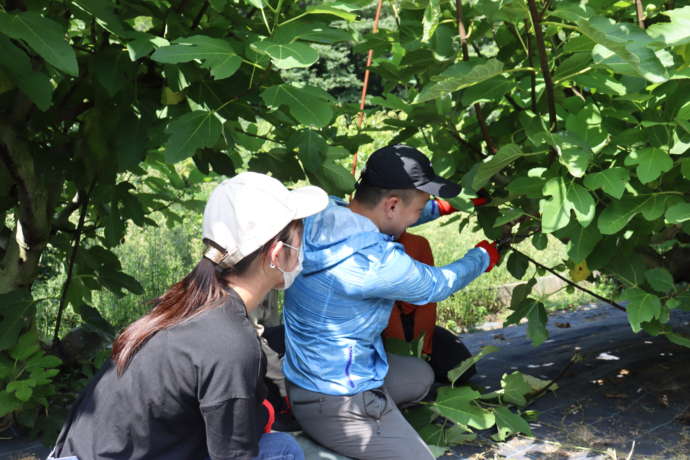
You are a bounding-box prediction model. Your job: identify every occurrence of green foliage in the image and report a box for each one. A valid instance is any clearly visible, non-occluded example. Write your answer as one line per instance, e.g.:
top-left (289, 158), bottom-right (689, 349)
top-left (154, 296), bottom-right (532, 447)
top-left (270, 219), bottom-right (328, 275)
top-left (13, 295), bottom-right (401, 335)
top-left (409, 347), bottom-right (553, 449)
top-left (2, 0), bottom-right (690, 446)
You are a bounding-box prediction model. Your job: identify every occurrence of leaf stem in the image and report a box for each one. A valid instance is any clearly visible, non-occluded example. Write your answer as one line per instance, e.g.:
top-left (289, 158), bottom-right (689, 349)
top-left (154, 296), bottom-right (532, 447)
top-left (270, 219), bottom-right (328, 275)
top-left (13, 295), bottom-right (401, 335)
top-left (272, 0), bottom-right (285, 32)
top-left (259, 7), bottom-right (271, 34)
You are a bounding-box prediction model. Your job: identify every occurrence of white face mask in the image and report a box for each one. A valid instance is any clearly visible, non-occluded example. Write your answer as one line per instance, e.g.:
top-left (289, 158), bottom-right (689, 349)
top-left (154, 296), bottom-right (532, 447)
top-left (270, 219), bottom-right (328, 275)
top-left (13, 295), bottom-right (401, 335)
top-left (273, 242), bottom-right (303, 290)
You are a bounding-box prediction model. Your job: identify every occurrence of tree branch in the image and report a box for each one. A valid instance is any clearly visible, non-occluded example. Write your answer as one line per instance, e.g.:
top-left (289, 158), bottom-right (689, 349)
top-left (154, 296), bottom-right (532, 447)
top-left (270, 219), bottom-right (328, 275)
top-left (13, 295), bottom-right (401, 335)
top-left (505, 94), bottom-right (524, 111)
top-left (525, 21), bottom-right (538, 113)
top-left (526, 0), bottom-right (557, 130)
top-left (635, 0), bottom-right (646, 28)
top-left (53, 190), bottom-right (90, 345)
top-left (510, 247), bottom-right (627, 312)
top-left (191, 0), bottom-right (209, 29)
top-left (455, 0), bottom-right (498, 155)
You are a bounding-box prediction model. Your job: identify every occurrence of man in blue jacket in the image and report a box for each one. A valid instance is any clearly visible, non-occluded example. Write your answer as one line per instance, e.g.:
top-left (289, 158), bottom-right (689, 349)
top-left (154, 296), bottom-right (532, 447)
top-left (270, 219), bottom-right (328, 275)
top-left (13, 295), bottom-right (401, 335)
top-left (283, 145), bottom-right (500, 460)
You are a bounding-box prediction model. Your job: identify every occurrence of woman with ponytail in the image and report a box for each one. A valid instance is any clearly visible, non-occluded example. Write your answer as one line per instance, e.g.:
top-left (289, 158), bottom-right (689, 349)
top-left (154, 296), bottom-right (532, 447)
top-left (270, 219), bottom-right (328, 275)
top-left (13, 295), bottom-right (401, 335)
top-left (49, 172), bottom-right (328, 460)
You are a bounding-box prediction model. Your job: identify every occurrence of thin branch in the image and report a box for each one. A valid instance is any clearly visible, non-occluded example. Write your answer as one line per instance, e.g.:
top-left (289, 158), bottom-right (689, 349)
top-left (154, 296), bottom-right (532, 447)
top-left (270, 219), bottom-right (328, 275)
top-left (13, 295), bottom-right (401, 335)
top-left (526, 0), bottom-right (557, 130)
top-left (510, 246), bottom-right (627, 312)
top-left (504, 94), bottom-right (524, 111)
top-left (52, 189), bottom-right (90, 345)
top-left (635, 0), bottom-right (646, 28)
top-left (446, 121), bottom-right (484, 159)
top-left (191, 0), bottom-right (209, 29)
top-left (538, 0), bottom-right (554, 21)
top-left (456, 0), bottom-right (497, 155)
top-left (525, 21), bottom-right (538, 113)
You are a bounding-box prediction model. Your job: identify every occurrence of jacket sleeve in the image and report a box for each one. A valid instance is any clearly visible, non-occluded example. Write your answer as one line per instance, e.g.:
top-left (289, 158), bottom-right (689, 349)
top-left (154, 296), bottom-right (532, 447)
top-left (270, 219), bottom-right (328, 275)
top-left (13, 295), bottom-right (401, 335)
top-left (201, 398), bottom-right (260, 460)
top-left (361, 244), bottom-right (489, 305)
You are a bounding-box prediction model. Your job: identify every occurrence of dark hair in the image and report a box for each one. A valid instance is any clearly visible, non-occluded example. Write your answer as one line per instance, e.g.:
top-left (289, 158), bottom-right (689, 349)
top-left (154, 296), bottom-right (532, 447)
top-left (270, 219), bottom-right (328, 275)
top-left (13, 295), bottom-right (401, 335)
top-left (111, 220), bottom-right (302, 375)
top-left (353, 183), bottom-right (418, 209)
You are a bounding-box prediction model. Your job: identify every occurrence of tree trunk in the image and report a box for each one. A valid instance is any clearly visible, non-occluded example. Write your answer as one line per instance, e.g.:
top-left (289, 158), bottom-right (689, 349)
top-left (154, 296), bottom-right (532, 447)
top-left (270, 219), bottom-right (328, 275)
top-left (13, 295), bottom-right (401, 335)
top-left (0, 124), bottom-right (58, 294)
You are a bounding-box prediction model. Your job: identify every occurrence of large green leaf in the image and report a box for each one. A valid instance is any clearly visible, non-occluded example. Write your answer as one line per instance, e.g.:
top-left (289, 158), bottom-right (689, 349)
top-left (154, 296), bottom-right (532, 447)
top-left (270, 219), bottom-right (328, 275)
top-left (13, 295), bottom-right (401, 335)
top-left (72, 0), bottom-right (129, 37)
top-left (634, 148), bottom-right (673, 184)
top-left (554, 12), bottom-right (667, 83)
top-left (261, 84), bottom-right (334, 127)
top-left (597, 196), bottom-right (652, 234)
top-left (500, 372), bottom-right (532, 406)
top-left (0, 36), bottom-right (52, 110)
top-left (471, 144), bottom-right (524, 191)
top-left (0, 289), bottom-right (34, 351)
top-left (434, 387), bottom-right (496, 430)
top-left (554, 133), bottom-right (592, 178)
top-left (526, 301), bottom-right (548, 346)
top-left (289, 129), bottom-right (326, 172)
top-left (492, 406), bottom-right (533, 442)
top-left (559, 221), bottom-right (601, 263)
top-left (252, 40), bottom-right (319, 69)
top-left (447, 346), bottom-right (499, 385)
top-left (151, 35), bottom-right (241, 79)
top-left (273, 21), bottom-right (352, 44)
top-left (644, 268), bottom-right (675, 294)
top-left (647, 6), bottom-right (690, 47)
top-left (567, 183), bottom-right (595, 227)
top-left (164, 111), bottom-right (223, 163)
top-left (665, 202), bottom-right (690, 223)
top-left (539, 177), bottom-right (570, 233)
top-left (318, 160), bottom-right (355, 195)
top-left (583, 167), bottom-right (629, 199)
top-left (414, 59), bottom-right (505, 103)
top-left (461, 76), bottom-right (513, 107)
top-left (621, 287), bottom-right (661, 332)
top-left (0, 12), bottom-right (78, 76)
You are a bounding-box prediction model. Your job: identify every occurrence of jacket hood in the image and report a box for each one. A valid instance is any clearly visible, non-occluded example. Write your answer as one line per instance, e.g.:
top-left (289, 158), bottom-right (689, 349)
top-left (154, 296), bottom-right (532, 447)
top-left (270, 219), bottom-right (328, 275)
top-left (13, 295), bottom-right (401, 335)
top-left (301, 197), bottom-right (391, 275)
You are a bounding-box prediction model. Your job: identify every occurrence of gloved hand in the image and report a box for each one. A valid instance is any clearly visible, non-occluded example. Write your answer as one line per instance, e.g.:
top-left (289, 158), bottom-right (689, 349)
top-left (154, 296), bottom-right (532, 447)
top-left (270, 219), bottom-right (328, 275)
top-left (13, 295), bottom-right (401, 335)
top-left (475, 240), bottom-right (500, 272)
top-left (435, 198), bottom-right (457, 216)
top-left (471, 189), bottom-right (490, 207)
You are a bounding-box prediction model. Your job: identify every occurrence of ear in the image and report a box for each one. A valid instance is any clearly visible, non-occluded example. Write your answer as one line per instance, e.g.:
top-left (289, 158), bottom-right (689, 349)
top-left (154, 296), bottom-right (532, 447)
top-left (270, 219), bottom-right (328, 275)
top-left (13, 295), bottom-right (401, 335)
top-left (268, 241), bottom-right (283, 268)
top-left (382, 195), bottom-right (401, 218)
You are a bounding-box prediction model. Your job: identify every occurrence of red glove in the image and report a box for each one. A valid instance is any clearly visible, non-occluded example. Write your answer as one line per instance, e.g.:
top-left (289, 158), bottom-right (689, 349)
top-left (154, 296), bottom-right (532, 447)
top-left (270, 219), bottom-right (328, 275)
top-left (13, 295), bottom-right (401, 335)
top-left (435, 198), bottom-right (457, 216)
top-left (475, 240), bottom-right (500, 272)
top-left (472, 189), bottom-right (490, 207)
top-left (262, 399), bottom-right (275, 433)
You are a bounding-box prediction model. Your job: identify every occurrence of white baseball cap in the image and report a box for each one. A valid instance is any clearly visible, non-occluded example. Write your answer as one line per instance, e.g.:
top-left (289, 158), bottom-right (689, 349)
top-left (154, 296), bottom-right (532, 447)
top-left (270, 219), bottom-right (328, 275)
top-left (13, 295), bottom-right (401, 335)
top-left (202, 172), bottom-right (328, 268)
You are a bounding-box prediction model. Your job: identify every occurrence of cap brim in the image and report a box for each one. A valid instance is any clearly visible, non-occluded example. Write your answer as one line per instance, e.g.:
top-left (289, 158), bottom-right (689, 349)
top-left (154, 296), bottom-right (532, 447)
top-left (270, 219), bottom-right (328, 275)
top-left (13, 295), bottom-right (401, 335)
top-left (416, 176), bottom-right (460, 198)
top-left (289, 185), bottom-right (329, 219)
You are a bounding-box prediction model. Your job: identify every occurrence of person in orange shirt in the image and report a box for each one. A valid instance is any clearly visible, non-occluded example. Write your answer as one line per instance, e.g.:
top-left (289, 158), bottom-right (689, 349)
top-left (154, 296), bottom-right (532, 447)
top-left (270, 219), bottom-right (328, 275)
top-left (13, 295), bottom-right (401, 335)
top-left (383, 195), bottom-right (489, 384)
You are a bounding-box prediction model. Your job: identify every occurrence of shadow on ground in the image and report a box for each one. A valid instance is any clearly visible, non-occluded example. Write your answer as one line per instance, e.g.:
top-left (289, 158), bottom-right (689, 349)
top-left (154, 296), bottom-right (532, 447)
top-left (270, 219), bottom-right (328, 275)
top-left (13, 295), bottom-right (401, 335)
top-left (451, 303), bottom-right (690, 460)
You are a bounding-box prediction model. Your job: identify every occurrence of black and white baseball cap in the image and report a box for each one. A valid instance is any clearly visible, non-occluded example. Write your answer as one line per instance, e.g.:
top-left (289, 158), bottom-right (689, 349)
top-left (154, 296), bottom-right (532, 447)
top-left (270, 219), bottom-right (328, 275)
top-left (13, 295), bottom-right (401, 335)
top-left (358, 144), bottom-right (460, 198)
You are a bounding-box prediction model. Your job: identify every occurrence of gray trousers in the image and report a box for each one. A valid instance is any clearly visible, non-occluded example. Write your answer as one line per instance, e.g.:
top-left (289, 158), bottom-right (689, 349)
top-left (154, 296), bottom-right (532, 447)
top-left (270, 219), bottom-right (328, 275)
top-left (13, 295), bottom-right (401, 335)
top-left (287, 353), bottom-right (435, 460)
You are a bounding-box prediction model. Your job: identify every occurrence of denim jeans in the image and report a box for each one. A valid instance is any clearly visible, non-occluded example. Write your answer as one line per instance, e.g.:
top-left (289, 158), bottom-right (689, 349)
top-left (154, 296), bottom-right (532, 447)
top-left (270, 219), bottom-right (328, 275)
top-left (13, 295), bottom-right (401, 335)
top-left (254, 432), bottom-right (304, 460)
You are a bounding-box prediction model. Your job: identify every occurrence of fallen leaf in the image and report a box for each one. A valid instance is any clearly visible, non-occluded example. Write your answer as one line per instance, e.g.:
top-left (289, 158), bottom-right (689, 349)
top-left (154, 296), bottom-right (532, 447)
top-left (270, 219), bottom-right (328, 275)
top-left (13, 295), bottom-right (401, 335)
top-left (555, 322), bottom-right (571, 328)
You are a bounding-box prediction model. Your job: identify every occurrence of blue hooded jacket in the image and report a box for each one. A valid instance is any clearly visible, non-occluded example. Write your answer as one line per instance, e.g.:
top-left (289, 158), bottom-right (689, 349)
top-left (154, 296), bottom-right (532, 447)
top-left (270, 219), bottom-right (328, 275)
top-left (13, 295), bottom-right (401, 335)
top-left (283, 198), bottom-right (489, 396)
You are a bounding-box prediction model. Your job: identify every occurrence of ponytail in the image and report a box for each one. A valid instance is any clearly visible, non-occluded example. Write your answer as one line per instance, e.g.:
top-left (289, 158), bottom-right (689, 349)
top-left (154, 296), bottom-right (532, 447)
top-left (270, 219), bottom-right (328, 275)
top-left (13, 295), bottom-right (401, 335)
top-left (111, 220), bottom-right (302, 375)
